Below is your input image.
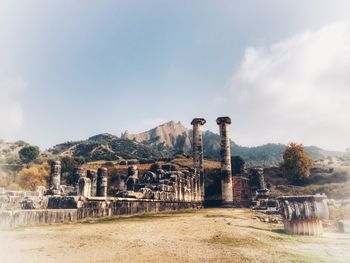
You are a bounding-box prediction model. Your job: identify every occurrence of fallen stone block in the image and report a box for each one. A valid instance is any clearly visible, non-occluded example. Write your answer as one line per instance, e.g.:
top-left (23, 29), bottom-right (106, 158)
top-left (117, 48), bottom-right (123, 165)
top-left (338, 220), bottom-right (350, 233)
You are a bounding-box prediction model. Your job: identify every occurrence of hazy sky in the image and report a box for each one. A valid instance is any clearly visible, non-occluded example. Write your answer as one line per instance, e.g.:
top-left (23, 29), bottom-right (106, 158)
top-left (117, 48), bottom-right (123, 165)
top-left (0, 1), bottom-right (350, 151)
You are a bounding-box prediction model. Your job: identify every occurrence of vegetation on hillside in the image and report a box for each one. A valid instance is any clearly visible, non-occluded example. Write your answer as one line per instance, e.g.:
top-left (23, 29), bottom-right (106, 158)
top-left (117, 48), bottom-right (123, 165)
top-left (50, 134), bottom-right (173, 163)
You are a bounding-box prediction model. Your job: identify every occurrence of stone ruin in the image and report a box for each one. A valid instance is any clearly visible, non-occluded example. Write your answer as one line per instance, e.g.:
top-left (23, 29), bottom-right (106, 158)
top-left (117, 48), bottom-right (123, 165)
top-left (278, 195), bottom-right (329, 236)
top-left (33, 118), bottom-right (208, 205)
top-left (48, 160), bottom-right (61, 195)
top-left (0, 116), bottom-right (334, 233)
top-left (38, 116), bottom-right (274, 207)
top-left (121, 164), bottom-right (200, 201)
top-left (0, 116), bottom-right (279, 210)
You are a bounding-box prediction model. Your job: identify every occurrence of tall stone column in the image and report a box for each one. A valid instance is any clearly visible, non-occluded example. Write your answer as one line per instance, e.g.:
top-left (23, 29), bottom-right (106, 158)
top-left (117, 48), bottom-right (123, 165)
top-left (49, 160), bottom-right (61, 195)
top-left (87, 170), bottom-right (97, 197)
top-left (191, 118), bottom-right (206, 202)
top-left (216, 117), bottom-right (234, 206)
top-left (96, 167), bottom-right (108, 197)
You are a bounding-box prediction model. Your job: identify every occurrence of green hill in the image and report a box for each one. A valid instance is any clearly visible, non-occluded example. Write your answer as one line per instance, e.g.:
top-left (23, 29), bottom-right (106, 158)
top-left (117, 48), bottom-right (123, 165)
top-left (49, 133), bottom-right (172, 162)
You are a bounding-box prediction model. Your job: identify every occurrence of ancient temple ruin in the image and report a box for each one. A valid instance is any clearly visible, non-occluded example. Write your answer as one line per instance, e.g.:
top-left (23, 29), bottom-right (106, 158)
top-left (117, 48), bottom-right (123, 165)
top-left (0, 116), bottom-right (329, 232)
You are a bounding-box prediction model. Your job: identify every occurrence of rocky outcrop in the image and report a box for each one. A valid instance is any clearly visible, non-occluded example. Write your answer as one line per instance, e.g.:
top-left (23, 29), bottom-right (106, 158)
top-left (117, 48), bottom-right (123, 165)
top-left (121, 121), bottom-right (192, 152)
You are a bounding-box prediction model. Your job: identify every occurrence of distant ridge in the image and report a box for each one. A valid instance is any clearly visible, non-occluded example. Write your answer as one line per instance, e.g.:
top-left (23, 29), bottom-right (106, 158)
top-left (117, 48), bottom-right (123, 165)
top-left (45, 120), bottom-right (345, 166)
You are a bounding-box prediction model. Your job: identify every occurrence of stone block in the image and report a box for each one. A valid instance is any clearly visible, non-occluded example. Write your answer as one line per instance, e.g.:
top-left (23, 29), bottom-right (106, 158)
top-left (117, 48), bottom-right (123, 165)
top-left (338, 220), bottom-right (350, 233)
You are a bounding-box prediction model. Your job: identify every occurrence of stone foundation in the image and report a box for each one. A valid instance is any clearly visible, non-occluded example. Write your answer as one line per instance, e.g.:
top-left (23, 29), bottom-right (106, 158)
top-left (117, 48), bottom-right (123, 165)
top-left (0, 199), bottom-right (201, 228)
top-left (0, 209), bottom-right (77, 228)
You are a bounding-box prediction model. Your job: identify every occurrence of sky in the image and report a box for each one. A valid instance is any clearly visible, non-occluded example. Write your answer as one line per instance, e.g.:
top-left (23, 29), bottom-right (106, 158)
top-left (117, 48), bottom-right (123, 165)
top-left (0, 0), bottom-right (350, 151)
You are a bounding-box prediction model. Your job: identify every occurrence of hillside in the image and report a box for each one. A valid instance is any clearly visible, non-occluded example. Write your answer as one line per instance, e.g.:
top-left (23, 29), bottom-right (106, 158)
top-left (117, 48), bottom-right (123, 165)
top-left (48, 121), bottom-right (345, 166)
top-left (203, 130), bottom-right (345, 166)
top-left (1, 121), bottom-right (346, 167)
top-left (0, 140), bottom-right (28, 164)
top-left (49, 133), bottom-right (173, 162)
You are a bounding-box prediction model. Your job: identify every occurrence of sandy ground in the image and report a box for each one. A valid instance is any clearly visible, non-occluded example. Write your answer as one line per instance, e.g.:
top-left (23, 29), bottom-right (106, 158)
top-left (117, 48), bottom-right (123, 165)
top-left (1, 208), bottom-right (349, 263)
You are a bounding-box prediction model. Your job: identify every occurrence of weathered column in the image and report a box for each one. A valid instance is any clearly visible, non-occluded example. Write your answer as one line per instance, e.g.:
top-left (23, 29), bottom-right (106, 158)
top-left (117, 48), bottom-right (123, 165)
top-left (87, 170), bottom-right (97, 196)
top-left (126, 165), bottom-right (138, 191)
top-left (191, 118), bottom-right (206, 202)
top-left (73, 167), bottom-right (84, 186)
top-left (96, 167), bottom-right (108, 197)
top-left (49, 160), bottom-right (61, 195)
top-left (216, 117), bottom-right (234, 206)
top-left (78, 177), bottom-right (91, 197)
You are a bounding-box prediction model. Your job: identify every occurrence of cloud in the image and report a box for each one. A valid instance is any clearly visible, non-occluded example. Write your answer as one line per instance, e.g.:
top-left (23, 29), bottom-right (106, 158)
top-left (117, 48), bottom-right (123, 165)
top-left (0, 76), bottom-right (26, 140)
top-left (229, 21), bottom-right (350, 151)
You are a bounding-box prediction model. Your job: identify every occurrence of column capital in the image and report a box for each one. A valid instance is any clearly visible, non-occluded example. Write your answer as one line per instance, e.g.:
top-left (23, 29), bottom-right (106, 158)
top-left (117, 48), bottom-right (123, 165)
top-left (191, 118), bottom-right (206, 126)
top-left (216, 116), bottom-right (231, 125)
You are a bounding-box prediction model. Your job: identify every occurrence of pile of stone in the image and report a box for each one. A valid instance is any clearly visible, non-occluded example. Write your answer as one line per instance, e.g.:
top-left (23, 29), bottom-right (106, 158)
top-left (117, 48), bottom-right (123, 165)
top-left (122, 164), bottom-right (201, 202)
top-left (248, 168), bottom-right (279, 214)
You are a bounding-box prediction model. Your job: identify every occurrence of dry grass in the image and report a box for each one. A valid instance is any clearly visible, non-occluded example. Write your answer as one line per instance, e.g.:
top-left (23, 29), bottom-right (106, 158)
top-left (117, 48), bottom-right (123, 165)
top-left (1, 208), bottom-right (349, 263)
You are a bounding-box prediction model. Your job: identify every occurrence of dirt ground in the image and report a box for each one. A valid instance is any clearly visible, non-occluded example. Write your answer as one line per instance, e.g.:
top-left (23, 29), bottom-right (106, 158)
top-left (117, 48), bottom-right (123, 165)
top-left (1, 208), bottom-right (349, 263)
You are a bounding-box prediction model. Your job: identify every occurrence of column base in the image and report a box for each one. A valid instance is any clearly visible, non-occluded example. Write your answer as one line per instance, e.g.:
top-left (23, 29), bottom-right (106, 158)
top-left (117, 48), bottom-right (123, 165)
top-left (220, 201), bottom-right (235, 208)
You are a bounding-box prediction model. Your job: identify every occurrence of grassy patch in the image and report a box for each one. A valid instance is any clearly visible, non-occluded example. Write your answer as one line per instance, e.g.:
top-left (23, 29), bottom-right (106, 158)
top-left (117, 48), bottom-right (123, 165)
top-left (80, 209), bottom-right (199, 224)
top-left (208, 234), bottom-right (265, 248)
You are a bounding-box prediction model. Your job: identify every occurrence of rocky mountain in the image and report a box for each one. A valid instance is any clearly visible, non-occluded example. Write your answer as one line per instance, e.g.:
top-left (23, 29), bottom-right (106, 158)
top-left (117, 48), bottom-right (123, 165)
top-left (121, 121), bottom-right (192, 152)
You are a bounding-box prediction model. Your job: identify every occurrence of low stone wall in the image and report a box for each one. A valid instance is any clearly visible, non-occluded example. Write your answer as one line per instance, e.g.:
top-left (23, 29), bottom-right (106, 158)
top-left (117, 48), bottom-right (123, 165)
top-left (0, 199), bottom-right (201, 228)
top-left (0, 209), bottom-right (77, 228)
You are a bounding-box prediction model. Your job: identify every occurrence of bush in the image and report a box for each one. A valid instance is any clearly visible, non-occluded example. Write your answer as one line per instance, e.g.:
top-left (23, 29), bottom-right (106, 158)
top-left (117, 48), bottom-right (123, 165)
top-left (19, 145), bottom-right (40, 163)
top-left (18, 164), bottom-right (49, 190)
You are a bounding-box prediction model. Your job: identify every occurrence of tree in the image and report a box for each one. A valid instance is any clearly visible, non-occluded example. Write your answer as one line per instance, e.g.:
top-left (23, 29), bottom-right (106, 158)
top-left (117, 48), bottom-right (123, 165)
top-left (19, 145), bottom-right (40, 163)
top-left (281, 143), bottom-right (313, 184)
top-left (231, 156), bottom-right (245, 175)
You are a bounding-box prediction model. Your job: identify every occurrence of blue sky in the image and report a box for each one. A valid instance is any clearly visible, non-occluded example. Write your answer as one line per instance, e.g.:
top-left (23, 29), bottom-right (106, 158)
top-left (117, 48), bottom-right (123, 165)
top-left (1, 1), bottom-right (350, 151)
